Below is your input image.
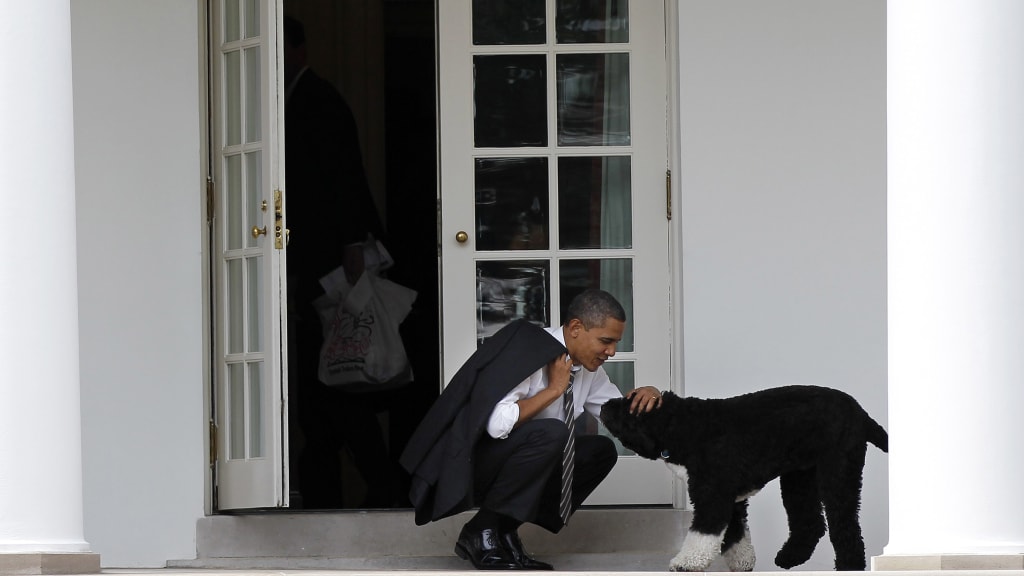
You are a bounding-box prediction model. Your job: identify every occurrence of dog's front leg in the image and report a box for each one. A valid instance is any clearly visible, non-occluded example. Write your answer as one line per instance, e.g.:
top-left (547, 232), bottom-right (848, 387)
top-left (671, 478), bottom-right (733, 572)
top-left (671, 527), bottom-right (727, 572)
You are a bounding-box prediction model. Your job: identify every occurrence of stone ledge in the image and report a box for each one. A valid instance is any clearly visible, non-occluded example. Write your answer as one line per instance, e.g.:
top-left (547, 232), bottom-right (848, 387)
top-left (873, 554), bottom-right (1024, 571)
top-left (0, 552), bottom-right (100, 575)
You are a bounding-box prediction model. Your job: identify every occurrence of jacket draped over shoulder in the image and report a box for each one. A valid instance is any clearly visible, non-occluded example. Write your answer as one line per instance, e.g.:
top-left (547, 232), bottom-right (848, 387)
top-left (399, 319), bottom-right (566, 525)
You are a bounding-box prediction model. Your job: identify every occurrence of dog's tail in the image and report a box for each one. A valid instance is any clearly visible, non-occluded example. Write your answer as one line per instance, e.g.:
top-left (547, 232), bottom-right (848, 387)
top-left (865, 414), bottom-right (888, 452)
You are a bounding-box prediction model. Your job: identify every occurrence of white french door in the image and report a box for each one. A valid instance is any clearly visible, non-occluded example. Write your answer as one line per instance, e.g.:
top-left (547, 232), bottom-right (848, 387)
top-left (438, 0), bottom-right (674, 504)
top-left (210, 0), bottom-right (289, 510)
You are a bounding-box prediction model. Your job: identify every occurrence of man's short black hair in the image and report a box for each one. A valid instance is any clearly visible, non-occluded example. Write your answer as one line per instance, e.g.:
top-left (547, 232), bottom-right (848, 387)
top-left (283, 14), bottom-right (306, 48)
top-left (565, 289), bottom-right (626, 329)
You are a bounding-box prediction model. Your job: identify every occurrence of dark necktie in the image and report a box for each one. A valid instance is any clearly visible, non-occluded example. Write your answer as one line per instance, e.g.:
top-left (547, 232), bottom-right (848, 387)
top-left (558, 367), bottom-right (579, 525)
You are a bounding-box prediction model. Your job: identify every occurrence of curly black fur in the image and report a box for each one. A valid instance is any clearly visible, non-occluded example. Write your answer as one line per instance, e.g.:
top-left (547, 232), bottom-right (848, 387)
top-left (599, 385), bottom-right (887, 572)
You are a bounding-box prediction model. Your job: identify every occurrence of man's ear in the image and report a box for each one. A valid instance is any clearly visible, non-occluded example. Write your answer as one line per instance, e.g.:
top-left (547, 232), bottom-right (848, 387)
top-left (566, 317), bottom-right (585, 338)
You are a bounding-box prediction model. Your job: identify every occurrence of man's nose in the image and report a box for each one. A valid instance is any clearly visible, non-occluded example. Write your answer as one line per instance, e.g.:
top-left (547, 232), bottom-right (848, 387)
top-left (605, 344), bottom-right (617, 357)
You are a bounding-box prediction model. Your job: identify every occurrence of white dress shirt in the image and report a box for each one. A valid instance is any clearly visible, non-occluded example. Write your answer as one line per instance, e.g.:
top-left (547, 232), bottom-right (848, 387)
top-left (485, 325), bottom-right (623, 439)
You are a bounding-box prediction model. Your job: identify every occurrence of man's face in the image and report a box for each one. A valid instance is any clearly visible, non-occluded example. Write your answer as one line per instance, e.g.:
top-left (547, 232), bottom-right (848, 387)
top-left (566, 317), bottom-right (625, 372)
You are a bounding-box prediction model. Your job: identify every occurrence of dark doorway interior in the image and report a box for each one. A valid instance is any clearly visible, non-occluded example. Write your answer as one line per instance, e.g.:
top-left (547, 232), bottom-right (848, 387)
top-left (283, 0), bottom-right (439, 510)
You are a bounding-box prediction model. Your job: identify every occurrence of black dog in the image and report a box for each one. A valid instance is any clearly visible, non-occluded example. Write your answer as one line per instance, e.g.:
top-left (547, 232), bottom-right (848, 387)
top-left (599, 385), bottom-right (887, 572)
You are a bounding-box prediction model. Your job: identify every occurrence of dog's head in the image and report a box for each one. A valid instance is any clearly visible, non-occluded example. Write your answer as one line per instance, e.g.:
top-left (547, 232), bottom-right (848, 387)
top-left (599, 391), bottom-right (680, 461)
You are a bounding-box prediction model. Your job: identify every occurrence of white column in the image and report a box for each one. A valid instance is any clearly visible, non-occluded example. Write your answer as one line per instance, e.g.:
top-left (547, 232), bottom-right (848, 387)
top-left (878, 0), bottom-right (1024, 570)
top-left (0, 1), bottom-right (98, 573)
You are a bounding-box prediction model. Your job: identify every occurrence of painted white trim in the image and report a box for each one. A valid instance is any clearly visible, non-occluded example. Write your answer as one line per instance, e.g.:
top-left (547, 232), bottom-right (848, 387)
top-left (664, 0), bottom-right (688, 516)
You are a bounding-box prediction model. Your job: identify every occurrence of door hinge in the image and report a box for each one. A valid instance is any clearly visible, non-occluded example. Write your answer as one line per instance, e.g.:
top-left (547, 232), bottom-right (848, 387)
top-left (206, 177), bottom-right (215, 223)
top-left (665, 169), bottom-right (673, 221)
top-left (209, 419), bottom-right (218, 468)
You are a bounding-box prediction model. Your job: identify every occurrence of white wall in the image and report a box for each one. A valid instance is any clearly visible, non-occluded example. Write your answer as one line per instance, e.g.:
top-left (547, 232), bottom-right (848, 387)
top-left (677, 0), bottom-right (887, 570)
top-left (72, 0), bottom-right (205, 567)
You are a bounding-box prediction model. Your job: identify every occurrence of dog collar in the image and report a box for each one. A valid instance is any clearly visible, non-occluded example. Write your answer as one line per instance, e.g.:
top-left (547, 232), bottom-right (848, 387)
top-left (659, 449), bottom-right (670, 460)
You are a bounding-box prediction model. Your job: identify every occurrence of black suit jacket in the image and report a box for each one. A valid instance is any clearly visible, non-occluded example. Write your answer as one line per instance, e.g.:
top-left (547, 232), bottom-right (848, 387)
top-left (399, 320), bottom-right (566, 525)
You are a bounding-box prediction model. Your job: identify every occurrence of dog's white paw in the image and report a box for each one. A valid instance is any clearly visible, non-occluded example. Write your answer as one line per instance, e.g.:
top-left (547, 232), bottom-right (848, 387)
top-left (669, 529), bottom-right (723, 572)
top-left (722, 528), bottom-right (756, 571)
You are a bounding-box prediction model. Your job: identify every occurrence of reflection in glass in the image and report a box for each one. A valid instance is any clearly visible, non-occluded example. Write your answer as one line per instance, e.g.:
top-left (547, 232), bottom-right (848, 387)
top-left (224, 0), bottom-right (240, 43)
top-left (557, 53), bottom-right (630, 146)
top-left (247, 256), bottom-right (262, 352)
top-left (472, 0), bottom-right (545, 45)
top-left (477, 260), bottom-right (550, 344)
top-left (559, 258), bottom-right (633, 351)
top-left (244, 47), bottom-right (261, 144)
top-left (558, 156), bottom-right (631, 249)
top-left (245, 152), bottom-right (261, 248)
top-left (228, 259), bottom-right (244, 354)
top-left (244, 0), bottom-right (259, 39)
top-left (228, 363), bottom-right (244, 459)
top-left (556, 0), bottom-right (629, 44)
top-left (226, 154), bottom-right (242, 250)
top-left (476, 158), bottom-right (549, 251)
top-left (475, 55), bottom-right (547, 147)
top-left (225, 51), bottom-right (241, 146)
top-left (248, 362), bottom-right (262, 457)
top-left (599, 362), bottom-right (635, 454)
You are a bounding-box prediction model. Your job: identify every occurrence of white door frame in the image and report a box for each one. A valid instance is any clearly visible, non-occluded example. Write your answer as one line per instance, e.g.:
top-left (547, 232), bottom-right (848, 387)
top-left (194, 0), bottom-right (687, 514)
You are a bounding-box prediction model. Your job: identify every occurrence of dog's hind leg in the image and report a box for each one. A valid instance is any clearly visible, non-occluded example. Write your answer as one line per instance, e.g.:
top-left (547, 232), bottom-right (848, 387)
top-left (774, 468), bottom-right (826, 569)
top-left (721, 500), bottom-right (756, 571)
top-left (820, 448), bottom-right (868, 571)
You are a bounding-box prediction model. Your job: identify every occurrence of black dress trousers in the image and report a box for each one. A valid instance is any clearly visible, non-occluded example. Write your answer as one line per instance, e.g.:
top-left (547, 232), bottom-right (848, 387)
top-left (472, 418), bottom-right (617, 533)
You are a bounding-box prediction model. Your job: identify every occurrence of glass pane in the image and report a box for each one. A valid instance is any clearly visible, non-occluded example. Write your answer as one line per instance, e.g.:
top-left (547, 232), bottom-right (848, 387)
top-left (557, 53), bottom-right (630, 146)
top-left (228, 258), bottom-right (244, 353)
top-left (226, 154), bottom-right (242, 249)
top-left (248, 362), bottom-right (263, 457)
top-left (472, 0), bottom-right (545, 45)
top-left (244, 0), bottom-right (259, 39)
top-left (477, 260), bottom-right (550, 344)
top-left (244, 47), bottom-right (261, 144)
top-left (556, 0), bottom-right (629, 44)
top-left (247, 256), bottom-right (263, 352)
top-left (558, 156), bottom-right (631, 249)
top-left (224, 0), bottom-right (240, 43)
top-left (245, 151), bottom-right (262, 248)
top-left (474, 55), bottom-right (547, 147)
top-left (228, 362), bottom-right (244, 459)
top-left (597, 361), bottom-right (635, 455)
top-left (475, 157), bottom-right (549, 251)
top-left (559, 258), bottom-right (633, 351)
top-left (225, 50), bottom-right (242, 146)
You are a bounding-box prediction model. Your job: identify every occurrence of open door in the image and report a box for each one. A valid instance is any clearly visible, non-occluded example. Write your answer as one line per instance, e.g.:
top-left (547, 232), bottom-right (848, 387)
top-left (437, 0), bottom-right (674, 504)
top-left (209, 0), bottom-right (289, 510)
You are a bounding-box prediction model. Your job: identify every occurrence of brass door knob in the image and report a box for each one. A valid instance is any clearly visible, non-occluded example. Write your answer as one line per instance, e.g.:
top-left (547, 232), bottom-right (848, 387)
top-left (455, 230), bottom-right (469, 243)
top-left (252, 225), bottom-right (267, 239)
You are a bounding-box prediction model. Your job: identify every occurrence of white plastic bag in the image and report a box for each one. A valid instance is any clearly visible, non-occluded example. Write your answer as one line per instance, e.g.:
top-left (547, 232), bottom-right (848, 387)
top-left (314, 271), bottom-right (417, 390)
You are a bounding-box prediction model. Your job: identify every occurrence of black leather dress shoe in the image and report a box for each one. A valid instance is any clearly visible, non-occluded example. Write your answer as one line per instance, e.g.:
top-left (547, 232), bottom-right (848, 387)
top-left (501, 530), bottom-right (554, 570)
top-left (455, 526), bottom-right (520, 570)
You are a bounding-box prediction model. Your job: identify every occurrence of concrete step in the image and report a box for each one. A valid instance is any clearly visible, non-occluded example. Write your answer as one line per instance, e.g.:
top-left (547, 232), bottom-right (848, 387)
top-left (172, 508), bottom-right (695, 571)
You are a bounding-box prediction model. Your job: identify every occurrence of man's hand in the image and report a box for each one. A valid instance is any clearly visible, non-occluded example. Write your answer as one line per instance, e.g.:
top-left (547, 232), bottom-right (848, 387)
top-left (546, 353), bottom-right (574, 396)
top-left (625, 386), bottom-right (663, 414)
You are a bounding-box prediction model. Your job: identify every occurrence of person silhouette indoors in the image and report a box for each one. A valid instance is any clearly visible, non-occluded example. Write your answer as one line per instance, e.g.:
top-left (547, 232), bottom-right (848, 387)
top-left (283, 14), bottom-right (395, 509)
